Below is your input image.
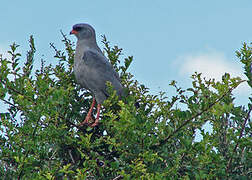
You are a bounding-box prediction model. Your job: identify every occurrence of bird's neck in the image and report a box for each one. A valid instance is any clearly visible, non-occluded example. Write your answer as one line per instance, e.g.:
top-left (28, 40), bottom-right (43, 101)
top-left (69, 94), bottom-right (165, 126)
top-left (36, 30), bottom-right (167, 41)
top-left (77, 39), bottom-right (100, 51)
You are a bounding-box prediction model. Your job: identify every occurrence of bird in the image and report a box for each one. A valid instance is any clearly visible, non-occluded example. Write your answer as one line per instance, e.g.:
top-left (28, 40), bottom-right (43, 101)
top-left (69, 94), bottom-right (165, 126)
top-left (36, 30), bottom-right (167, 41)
top-left (70, 23), bottom-right (124, 127)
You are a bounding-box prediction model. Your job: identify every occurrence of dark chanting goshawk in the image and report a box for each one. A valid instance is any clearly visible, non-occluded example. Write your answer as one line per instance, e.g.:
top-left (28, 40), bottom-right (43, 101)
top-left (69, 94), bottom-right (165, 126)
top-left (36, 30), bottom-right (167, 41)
top-left (70, 23), bottom-right (124, 127)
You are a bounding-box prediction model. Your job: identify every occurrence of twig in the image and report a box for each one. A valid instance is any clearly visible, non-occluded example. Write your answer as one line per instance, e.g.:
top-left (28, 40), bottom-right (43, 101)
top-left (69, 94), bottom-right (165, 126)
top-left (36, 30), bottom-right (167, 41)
top-left (68, 149), bottom-right (75, 164)
top-left (112, 175), bottom-right (123, 180)
top-left (1, 98), bottom-right (18, 109)
top-left (0, 78), bottom-right (36, 105)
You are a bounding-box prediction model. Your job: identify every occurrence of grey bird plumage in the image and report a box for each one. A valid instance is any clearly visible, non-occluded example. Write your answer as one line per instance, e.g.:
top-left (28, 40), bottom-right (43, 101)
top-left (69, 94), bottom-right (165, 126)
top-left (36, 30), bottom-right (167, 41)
top-left (70, 23), bottom-right (124, 126)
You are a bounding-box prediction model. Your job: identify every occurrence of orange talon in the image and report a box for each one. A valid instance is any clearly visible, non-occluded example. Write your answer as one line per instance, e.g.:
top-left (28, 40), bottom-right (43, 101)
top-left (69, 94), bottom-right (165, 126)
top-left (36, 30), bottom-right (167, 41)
top-left (90, 104), bottom-right (101, 127)
top-left (79, 98), bottom-right (96, 127)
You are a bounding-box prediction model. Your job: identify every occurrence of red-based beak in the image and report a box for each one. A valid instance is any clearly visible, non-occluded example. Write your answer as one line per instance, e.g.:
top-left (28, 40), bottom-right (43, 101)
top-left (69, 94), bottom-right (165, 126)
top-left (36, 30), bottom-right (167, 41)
top-left (70, 29), bottom-right (78, 35)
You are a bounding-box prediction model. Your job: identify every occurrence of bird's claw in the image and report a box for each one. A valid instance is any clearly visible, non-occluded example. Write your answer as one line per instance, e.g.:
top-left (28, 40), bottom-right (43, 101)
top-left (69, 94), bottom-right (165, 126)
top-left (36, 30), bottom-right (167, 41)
top-left (90, 122), bottom-right (99, 127)
top-left (79, 116), bottom-right (94, 127)
top-left (79, 117), bottom-right (99, 127)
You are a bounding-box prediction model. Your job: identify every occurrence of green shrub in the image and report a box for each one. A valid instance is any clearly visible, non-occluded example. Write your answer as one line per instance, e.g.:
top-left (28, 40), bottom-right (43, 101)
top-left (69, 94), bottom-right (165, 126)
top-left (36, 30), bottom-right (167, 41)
top-left (0, 34), bottom-right (251, 179)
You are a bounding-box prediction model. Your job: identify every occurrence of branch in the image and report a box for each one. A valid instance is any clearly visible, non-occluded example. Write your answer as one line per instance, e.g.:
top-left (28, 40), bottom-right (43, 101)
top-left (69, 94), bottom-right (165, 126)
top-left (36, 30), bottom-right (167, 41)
top-left (226, 107), bottom-right (251, 173)
top-left (0, 98), bottom-right (18, 109)
top-left (0, 78), bottom-right (36, 105)
top-left (18, 115), bottom-right (41, 180)
top-left (150, 86), bottom-right (234, 149)
top-left (112, 175), bottom-right (123, 180)
top-left (0, 81), bottom-right (41, 180)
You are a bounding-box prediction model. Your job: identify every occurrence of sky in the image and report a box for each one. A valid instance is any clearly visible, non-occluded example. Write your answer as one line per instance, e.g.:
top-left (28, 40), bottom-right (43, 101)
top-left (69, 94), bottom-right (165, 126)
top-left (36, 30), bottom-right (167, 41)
top-left (0, 0), bottom-right (252, 108)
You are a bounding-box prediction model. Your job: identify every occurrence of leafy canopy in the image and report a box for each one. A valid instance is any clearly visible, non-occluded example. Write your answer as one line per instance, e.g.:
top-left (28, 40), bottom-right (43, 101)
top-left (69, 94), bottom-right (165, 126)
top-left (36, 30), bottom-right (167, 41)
top-left (0, 34), bottom-right (251, 179)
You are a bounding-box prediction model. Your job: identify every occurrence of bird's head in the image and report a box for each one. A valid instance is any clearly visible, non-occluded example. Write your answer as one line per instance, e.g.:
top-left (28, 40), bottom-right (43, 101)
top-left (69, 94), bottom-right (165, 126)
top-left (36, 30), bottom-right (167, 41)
top-left (70, 23), bottom-right (96, 41)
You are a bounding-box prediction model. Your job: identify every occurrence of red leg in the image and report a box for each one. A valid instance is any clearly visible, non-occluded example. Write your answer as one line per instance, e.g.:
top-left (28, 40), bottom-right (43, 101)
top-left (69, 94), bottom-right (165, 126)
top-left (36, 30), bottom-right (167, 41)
top-left (79, 98), bottom-right (96, 126)
top-left (90, 104), bottom-right (101, 127)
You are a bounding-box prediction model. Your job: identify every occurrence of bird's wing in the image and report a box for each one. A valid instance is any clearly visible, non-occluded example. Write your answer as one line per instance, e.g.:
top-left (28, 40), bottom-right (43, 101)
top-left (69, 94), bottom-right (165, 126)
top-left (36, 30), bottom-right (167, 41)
top-left (82, 50), bottom-right (122, 95)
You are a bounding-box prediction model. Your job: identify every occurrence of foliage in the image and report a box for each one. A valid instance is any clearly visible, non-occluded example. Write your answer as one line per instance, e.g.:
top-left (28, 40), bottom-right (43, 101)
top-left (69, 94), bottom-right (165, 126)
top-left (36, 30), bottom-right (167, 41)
top-left (0, 34), bottom-right (251, 179)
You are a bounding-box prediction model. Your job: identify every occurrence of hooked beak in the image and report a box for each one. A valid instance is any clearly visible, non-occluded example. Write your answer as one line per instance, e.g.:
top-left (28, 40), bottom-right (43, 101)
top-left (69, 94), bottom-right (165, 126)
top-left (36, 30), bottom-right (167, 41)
top-left (70, 29), bottom-right (78, 35)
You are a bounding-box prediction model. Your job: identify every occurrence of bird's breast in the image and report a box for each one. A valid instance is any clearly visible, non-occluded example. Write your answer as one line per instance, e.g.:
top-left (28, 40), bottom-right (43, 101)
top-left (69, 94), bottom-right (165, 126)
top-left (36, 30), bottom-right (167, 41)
top-left (73, 51), bottom-right (89, 89)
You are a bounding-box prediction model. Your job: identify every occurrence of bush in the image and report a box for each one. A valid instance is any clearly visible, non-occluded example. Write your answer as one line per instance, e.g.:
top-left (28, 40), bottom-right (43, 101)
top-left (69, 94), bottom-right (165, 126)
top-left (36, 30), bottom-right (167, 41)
top-left (0, 34), bottom-right (251, 179)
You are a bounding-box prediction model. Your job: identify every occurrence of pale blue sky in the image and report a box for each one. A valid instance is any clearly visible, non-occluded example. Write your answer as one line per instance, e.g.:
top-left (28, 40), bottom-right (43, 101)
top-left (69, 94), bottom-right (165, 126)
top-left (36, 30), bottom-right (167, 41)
top-left (1, 0), bottom-right (251, 107)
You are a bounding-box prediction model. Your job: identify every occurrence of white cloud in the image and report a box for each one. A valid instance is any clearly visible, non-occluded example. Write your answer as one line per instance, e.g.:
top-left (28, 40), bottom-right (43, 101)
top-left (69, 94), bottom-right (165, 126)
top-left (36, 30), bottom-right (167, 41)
top-left (0, 45), bottom-right (11, 60)
top-left (175, 51), bottom-right (251, 95)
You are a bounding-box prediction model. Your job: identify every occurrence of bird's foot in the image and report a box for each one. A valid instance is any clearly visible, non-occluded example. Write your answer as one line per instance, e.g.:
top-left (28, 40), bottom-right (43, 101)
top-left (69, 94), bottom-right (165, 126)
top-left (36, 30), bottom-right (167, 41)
top-left (79, 115), bottom-right (94, 127)
top-left (90, 122), bottom-right (99, 127)
top-left (89, 116), bottom-right (99, 127)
